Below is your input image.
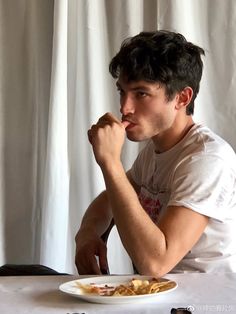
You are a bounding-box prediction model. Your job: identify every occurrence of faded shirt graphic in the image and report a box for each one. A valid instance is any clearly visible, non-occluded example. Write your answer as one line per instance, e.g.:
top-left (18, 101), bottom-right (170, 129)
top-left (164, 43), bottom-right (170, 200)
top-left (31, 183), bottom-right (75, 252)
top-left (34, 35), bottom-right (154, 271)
top-left (138, 186), bottom-right (171, 224)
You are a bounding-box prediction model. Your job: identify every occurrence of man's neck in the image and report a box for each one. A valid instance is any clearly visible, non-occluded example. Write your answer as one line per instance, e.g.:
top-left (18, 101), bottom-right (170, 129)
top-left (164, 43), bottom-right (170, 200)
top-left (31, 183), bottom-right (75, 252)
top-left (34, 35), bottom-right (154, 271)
top-left (152, 117), bottom-right (195, 153)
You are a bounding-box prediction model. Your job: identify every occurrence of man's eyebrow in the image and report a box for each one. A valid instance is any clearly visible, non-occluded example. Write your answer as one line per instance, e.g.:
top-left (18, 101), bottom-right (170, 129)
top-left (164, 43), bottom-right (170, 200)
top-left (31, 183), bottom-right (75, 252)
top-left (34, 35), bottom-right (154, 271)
top-left (116, 82), bottom-right (156, 91)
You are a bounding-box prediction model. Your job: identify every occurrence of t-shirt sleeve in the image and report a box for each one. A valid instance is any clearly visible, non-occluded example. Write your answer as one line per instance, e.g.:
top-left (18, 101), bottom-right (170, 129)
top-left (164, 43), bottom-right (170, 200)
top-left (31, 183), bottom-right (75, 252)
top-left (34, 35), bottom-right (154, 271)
top-left (168, 153), bottom-right (236, 222)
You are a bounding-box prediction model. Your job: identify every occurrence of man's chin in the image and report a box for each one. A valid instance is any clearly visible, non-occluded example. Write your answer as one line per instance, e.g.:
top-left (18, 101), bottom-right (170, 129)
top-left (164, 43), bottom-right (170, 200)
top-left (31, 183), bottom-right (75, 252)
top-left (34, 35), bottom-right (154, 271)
top-left (126, 134), bottom-right (147, 142)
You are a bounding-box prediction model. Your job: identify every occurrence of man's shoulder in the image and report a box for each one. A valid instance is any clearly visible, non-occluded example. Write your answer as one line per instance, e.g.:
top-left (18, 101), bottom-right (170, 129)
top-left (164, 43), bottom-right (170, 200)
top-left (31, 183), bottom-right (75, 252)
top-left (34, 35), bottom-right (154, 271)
top-left (187, 124), bottom-right (236, 157)
top-left (173, 124), bottom-right (236, 176)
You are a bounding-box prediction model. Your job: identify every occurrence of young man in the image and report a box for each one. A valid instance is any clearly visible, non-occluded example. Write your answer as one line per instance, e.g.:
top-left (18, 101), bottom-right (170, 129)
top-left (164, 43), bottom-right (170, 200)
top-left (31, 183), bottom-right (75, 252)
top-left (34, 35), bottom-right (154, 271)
top-left (75, 30), bottom-right (236, 276)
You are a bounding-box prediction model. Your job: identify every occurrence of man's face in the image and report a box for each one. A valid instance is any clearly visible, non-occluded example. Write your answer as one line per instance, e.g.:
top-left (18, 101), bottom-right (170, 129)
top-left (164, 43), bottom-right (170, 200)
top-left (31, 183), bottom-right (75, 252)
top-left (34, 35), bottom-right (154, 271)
top-left (117, 77), bottom-right (180, 142)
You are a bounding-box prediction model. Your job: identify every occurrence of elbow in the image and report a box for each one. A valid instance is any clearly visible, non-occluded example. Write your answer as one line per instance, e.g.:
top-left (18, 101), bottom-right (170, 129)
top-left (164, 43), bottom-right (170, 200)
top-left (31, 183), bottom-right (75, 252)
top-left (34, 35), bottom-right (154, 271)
top-left (135, 258), bottom-right (170, 278)
top-left (135, 240), bottom-right (171, 277)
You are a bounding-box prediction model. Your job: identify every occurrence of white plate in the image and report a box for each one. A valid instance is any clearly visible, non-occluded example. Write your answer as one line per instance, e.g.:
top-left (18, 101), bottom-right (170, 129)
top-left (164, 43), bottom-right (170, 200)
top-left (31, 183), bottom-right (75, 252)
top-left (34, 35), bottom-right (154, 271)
top-left (59, 275), bottom-right (178, 304)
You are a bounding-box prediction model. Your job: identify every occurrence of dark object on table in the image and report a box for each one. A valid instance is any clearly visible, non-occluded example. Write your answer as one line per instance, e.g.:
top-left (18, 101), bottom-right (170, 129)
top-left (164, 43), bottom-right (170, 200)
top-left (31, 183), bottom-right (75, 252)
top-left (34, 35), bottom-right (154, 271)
top-left (171, 308), bottom-right (193, 314)
top-left (0, 264), bottom-right (69, 276)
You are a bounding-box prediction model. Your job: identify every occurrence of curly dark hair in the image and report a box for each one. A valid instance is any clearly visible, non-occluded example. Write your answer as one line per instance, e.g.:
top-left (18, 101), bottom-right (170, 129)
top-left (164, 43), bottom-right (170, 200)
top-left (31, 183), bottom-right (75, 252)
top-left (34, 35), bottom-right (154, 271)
top-left (109, 30), bottom-right (205, 115)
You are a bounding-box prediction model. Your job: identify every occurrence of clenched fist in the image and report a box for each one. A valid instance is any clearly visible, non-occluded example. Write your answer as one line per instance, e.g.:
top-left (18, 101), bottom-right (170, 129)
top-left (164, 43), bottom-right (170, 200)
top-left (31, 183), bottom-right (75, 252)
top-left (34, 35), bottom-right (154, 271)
top-left (88, 112), bottom-right (130, 167)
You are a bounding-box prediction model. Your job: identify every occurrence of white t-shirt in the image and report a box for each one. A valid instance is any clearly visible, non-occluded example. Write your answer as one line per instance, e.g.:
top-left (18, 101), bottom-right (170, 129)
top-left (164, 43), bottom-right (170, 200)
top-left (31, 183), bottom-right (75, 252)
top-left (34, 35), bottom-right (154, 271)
top-left (130, 124), bottom-right (236, 273)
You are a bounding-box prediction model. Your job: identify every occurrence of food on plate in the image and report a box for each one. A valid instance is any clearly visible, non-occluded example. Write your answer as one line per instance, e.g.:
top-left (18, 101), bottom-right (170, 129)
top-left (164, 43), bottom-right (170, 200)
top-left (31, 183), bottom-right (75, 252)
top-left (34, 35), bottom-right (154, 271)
top-left (75, 278), bottom-right (176, 296)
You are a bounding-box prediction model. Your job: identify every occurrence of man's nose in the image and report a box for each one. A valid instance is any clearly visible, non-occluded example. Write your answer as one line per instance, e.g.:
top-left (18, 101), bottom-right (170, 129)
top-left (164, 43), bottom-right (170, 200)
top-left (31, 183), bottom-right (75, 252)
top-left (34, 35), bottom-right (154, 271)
top-left (120, 95), bottom-right (135, 115)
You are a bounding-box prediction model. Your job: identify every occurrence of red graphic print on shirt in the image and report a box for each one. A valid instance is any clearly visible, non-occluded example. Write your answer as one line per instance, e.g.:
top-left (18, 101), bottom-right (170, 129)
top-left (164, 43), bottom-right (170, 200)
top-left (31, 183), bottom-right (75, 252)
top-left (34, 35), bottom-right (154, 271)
top-left (138, 191), bottom-right (162, 223)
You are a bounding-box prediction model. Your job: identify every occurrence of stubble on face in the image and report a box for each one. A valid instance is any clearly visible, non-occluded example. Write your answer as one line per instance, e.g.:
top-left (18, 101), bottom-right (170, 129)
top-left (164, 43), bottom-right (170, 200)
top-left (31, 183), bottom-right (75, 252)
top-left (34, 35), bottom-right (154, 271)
top-left (124, 89), bottom-right (178, 143)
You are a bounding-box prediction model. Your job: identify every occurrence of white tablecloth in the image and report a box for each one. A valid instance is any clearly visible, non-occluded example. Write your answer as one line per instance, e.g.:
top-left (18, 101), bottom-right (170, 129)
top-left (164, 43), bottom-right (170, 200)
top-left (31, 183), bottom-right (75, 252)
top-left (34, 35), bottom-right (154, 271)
top-left (0, 273), bottom-right (236, 313)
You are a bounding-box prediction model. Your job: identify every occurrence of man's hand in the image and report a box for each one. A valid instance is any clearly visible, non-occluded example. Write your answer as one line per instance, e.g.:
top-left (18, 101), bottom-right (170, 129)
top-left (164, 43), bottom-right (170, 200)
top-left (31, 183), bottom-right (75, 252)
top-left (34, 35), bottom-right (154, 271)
top-left (87, 112), bottom-right (130, 167)
top-left (75, 230), bottom-right (109, 275)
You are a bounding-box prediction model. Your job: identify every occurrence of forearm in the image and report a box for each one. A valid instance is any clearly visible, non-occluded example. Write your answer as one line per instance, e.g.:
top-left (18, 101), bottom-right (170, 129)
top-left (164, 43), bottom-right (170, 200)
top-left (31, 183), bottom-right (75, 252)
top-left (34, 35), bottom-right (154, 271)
top-left (101, 162), bottom-right (167, 276)
top-left (76, 191), bottom-right (113, 239)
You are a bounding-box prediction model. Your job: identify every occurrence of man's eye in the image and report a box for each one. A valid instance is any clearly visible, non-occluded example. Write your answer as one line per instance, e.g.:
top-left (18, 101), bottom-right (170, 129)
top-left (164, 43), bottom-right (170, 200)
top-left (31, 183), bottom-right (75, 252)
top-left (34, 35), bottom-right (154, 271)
top-left (137, 91), bottom-right (148, 97)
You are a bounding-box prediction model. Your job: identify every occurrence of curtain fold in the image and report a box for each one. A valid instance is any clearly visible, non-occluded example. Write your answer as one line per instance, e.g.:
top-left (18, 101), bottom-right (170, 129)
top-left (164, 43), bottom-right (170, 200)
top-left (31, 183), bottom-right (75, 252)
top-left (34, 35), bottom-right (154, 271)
top-left (40, 0), bottom-right (70, 272)
top-left (1, 0), bottom-right (236, 274)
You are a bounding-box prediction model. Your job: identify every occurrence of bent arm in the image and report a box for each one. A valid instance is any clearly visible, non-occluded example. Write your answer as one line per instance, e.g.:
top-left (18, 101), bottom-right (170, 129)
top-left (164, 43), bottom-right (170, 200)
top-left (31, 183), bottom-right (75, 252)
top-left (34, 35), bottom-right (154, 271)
top-left (102, 161), bottom-right (209, 277)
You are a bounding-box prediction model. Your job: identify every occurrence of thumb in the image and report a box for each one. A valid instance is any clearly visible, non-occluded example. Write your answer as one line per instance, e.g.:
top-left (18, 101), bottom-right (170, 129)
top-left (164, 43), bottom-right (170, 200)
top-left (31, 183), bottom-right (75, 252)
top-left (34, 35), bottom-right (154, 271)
top-left (121, 120), bottom-right (131, 129)
top-left (97, 242), bottom-right (109, 274)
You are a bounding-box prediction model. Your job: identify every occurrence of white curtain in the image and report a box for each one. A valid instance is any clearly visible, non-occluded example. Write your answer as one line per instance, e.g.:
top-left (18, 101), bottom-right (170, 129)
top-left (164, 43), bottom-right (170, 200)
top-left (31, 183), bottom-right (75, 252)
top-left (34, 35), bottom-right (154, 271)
top-left (0, 0), bottom-right (54, 265)
top-left (1, 0), bottom-right (236, 274)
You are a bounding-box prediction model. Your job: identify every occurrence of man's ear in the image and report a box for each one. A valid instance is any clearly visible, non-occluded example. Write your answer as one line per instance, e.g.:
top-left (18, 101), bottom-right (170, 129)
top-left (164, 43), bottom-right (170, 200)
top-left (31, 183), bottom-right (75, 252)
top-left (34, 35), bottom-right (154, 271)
top-left (175, 87), bottom-right (193, 110)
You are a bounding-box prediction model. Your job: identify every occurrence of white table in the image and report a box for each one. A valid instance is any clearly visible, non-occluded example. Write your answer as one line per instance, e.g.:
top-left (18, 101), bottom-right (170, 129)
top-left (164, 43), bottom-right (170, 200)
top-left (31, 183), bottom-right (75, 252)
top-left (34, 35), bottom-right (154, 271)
top-left (0, 273), bottom-right (236, 313)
